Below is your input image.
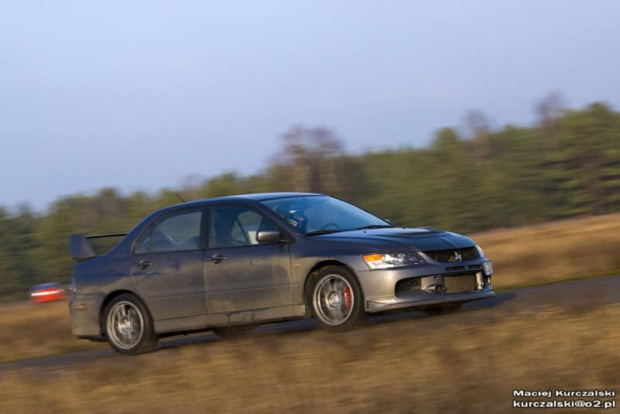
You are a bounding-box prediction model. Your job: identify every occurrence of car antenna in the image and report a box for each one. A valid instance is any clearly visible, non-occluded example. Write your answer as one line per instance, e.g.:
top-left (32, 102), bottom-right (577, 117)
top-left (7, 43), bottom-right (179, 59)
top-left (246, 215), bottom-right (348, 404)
top-left (174, 193), bottom-right (187, 203)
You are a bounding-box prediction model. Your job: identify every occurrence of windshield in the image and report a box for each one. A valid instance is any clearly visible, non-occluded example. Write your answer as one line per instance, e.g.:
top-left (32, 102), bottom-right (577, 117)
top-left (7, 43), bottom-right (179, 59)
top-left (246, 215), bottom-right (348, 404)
top-left (260, 195), bottom-right (391, 235)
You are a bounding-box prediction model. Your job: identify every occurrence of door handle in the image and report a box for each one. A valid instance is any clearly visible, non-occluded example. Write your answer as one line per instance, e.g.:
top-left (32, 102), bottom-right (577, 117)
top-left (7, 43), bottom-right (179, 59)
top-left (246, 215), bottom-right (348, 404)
top-left (137, 259), bottom-right (152, 269)
top-left (210, 254), bottom-right (227, 263)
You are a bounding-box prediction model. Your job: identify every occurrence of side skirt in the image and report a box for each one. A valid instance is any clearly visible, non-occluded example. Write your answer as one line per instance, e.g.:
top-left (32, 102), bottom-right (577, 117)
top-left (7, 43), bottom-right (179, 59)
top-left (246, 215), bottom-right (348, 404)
top-left (154, 305), bottom-right (307, 334)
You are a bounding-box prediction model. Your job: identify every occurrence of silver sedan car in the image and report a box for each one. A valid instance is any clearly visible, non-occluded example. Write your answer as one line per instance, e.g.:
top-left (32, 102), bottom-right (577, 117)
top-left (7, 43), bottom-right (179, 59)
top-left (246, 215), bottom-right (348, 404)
top-left (70, 193), bottom-right (495, 354)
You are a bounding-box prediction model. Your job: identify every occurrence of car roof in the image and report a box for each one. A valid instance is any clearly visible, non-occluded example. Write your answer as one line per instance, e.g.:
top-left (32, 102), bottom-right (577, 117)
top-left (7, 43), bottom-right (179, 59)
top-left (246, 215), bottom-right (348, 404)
top-left (166, 192), bottom-right (323, 210)
top-left (217, 192), bottom-right (321, 201)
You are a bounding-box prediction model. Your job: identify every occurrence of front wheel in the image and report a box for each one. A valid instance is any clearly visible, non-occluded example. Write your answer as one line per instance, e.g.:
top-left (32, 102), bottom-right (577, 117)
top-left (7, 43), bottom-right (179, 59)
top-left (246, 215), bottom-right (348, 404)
top-left (310, 266), bottom-right (366, 331)
top-left (104, 294), bottom-right (158, 355)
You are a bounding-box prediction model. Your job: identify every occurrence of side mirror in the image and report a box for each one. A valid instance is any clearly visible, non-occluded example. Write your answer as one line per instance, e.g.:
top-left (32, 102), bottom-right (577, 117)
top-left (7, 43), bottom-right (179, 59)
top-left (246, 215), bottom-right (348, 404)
top-left (256, 230), bottom-right (283, 243)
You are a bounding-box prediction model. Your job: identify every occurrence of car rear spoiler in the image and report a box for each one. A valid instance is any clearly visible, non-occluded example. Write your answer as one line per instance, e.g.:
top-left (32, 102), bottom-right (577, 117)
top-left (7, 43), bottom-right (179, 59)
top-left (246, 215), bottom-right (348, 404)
top-left (70, 233), bottom-right (127, 262)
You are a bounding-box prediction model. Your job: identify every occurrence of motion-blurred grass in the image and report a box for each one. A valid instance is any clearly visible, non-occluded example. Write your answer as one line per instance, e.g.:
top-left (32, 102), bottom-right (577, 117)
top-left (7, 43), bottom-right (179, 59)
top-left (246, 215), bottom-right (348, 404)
top-left (0, 302), bottom-right (104, 362)
top-left (0, 213), bottom-right (619, 363)
top-left (471, 213), bottom-right (620, 289)
top-left (1, 303), bottom-right (618, 413)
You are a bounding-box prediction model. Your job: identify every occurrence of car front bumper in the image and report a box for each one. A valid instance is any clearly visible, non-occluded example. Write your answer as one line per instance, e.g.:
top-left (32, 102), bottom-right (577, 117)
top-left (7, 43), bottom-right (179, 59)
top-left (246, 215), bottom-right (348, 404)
top-left (356, 262), bottom-right (495, 313)
top-left (365, 286), bottom-right (495, 313)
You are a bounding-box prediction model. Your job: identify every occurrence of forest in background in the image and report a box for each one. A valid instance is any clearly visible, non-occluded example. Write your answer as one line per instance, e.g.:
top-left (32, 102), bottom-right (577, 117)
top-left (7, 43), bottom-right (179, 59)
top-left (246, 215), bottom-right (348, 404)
top-left (1, 98), bottom-right (618, 300)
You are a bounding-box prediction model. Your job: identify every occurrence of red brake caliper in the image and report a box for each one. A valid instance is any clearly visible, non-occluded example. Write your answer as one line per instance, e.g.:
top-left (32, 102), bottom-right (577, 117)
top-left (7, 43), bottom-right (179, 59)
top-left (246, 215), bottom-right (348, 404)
top-left (343, 285), bottom-right (352, 311)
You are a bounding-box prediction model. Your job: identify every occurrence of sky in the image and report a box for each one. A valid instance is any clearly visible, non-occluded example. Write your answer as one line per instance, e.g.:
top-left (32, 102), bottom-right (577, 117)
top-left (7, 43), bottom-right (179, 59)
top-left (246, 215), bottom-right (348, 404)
top-left (1, 0), bottom-right (619, 211)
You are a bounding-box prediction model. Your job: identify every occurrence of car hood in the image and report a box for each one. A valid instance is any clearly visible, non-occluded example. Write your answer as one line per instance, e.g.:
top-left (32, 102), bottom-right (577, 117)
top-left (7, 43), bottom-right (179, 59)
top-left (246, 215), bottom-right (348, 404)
top-left (312, 227), bottom-right (475, 251)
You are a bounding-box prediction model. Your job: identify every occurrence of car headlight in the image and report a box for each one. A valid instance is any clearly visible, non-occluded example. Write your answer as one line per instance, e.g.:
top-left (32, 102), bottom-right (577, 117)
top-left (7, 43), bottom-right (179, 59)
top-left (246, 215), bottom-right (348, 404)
top-left (475, 244), bottom-right (485, 258)
top-left (363, 252), bottom-right (426, 269)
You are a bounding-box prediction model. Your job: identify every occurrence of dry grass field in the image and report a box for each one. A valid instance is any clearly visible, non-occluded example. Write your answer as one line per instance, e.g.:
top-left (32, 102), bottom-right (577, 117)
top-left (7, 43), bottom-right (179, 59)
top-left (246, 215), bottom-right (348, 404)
top-left (471, 213), bottom-right (620, 289)
top-left (1, 302), bottom-right (618, 413)
top-left (0, 302), bottom-right (104, 362)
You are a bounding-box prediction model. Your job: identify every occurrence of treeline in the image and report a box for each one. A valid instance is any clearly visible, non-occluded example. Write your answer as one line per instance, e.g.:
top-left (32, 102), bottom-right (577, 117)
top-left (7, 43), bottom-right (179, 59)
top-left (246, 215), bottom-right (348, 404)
top-left (1, 100), bottom-right (619, 300)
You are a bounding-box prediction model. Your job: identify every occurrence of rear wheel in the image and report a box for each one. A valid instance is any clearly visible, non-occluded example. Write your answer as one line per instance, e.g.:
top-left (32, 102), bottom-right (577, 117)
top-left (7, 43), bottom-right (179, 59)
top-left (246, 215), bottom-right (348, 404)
top-left (309, 266), bottom-right (366, 331)
top-left (104, 294), bottom-right (158, 355)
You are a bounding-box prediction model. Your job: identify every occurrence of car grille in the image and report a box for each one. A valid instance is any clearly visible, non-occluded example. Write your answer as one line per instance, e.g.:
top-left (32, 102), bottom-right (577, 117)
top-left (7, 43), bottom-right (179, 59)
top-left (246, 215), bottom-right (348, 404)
top-left (424, 247), bottom-right (478, 263)
top-left (444, 273), bottom-right (477, 293)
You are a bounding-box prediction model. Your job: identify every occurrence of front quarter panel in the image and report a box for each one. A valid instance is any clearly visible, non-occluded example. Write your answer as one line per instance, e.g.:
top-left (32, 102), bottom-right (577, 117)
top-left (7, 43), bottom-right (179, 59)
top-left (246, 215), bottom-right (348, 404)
top-left (287, 238), bottom-right (381, 304)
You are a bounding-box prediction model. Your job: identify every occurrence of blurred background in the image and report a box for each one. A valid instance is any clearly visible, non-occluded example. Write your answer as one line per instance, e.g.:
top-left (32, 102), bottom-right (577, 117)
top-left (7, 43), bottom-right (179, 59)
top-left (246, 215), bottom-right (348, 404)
top-left (1, 1), bottom-right (619, 301)
top-left (1, 3), bottom-right (620, 412)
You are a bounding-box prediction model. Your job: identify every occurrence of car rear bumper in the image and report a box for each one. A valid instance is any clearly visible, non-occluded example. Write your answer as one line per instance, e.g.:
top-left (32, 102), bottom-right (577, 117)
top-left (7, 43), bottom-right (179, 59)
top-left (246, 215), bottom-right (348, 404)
top-left (69, 293), bottom-right (105, 338)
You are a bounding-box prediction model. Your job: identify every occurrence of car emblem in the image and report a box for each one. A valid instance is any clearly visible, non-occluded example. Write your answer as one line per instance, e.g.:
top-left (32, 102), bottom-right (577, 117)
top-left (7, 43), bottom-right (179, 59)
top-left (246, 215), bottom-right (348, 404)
top-left (454, 251), bottom-right (462, 261)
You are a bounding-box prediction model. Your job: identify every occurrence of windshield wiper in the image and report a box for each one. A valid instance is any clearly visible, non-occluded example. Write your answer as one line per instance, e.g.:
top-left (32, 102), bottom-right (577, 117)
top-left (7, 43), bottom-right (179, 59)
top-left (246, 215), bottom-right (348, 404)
top-left (306, 229), bottom-right (343, 236)
top-left (354, 225), bottom-right (394, 230)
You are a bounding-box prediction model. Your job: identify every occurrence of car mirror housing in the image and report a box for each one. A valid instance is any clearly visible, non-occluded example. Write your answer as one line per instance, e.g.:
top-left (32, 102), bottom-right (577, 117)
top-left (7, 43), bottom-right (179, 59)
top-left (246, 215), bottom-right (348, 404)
top-left (256, 230), bottom-right (282, 243)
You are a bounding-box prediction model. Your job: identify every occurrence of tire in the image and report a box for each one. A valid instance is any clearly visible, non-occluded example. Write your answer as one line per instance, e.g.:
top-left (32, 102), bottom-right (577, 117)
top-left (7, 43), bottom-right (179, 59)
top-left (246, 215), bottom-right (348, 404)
top-left (103, 293), bottom-right (158, 355)
top-left (423, 303), bottom-right (461, 316)
top-left (309, 266), bottom-right (366, 331)
top-left (213, 325), bottom-right (255, 340)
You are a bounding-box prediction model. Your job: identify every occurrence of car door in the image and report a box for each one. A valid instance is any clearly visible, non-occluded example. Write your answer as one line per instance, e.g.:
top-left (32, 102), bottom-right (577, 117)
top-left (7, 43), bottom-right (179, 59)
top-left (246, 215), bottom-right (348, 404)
top-left (131, 208), bottom-right (207, 321)
top-left (205, 204), bottom-right (293, 314)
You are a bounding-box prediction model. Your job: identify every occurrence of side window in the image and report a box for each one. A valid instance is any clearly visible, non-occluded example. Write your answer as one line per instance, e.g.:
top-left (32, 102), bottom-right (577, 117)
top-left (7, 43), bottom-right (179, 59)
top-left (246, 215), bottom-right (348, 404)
top-left (135, 210), bottom-right (203, 254)
top-left (209, 206), bottom-right (278, 248)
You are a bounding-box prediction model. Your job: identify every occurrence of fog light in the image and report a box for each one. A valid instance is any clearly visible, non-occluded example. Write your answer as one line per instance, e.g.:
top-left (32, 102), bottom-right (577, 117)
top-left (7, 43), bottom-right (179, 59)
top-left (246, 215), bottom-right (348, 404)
top-left (482, 261), bottom-right (493, 276)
